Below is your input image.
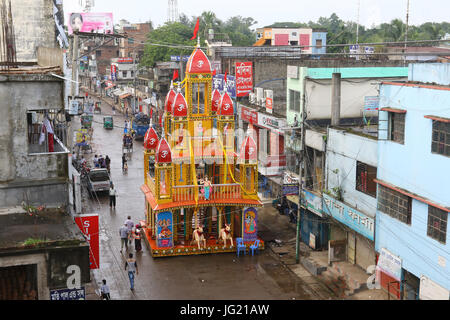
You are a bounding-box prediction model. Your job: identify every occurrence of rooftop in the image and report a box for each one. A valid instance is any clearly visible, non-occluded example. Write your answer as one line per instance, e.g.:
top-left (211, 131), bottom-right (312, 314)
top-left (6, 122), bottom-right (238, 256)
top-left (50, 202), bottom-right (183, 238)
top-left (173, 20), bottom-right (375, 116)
top-left (0, 207), bottom-right (87, 252)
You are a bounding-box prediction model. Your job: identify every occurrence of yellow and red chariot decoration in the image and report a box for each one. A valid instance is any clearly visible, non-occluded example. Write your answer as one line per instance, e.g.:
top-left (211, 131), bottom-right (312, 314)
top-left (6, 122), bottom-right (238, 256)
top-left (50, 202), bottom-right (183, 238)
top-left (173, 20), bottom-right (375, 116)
top-left (140, 43), bottom-right (264, 257)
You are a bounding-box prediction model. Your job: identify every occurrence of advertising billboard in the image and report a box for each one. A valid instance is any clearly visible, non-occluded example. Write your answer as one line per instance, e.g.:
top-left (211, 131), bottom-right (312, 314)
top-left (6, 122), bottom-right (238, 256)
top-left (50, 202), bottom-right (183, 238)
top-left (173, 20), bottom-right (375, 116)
top-left (213, 74), bottom-right (236, 99)
top-left (68, 12), bottom-right (113, 35)
top-left (235, 62), bottom-right (253, 97)
top-left (74, 214), bottom-right (100, 269)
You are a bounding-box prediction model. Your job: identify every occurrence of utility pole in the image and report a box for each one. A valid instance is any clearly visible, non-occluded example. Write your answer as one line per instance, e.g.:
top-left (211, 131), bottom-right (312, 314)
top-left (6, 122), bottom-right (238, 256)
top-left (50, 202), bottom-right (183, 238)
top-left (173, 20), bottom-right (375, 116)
top-left (404, 0), bottom-right (410, 65)
top-left (356, 0), bottom-right (360, 45)
top-left (71, 33), bottom-right (79, 97)
top-left (296, 91), bottom-right (306, 264)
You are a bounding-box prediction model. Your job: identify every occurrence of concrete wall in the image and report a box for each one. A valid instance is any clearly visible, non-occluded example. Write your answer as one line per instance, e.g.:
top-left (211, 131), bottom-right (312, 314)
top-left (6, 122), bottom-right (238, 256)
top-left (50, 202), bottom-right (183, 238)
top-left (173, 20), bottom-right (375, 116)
top-left (409, 63), bottom-right (450, 86)
top-left (10, 0), bottom-right (57, 62)
top-left (326, 128), bottom-right (378, 217)
top-left (0, 74), bottom-right (68, 207)
top-left (376, 77), bottom-right (450, 291)
top-left (286, 65), bottom-right (408, 125)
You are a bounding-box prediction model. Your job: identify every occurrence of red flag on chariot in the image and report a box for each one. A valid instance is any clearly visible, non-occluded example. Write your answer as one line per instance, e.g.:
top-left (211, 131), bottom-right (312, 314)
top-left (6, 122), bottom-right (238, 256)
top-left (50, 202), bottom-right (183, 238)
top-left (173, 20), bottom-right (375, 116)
top-left (190, 18), bottom-right (200, 40)
top-left (173, 69), bottom-right (179, 81)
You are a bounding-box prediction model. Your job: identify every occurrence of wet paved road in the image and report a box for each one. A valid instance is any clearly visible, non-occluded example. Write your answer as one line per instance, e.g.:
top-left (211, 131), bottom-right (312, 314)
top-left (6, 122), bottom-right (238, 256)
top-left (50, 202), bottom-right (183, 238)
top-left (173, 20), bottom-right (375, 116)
top-left (77, 94), bottom-right (333, 300)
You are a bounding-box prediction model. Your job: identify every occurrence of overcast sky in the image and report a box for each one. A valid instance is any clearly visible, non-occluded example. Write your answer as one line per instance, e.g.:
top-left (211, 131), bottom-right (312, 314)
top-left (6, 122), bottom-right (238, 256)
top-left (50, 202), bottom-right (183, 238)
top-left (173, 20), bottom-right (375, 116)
top-left (64, 0), bottom-right (450, 29)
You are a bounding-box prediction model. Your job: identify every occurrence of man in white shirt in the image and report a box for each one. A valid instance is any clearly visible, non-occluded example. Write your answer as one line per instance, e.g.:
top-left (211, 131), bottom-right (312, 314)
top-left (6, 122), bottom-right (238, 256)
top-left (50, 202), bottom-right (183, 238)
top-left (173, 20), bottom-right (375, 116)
top-left (100, 279), bottom-right (111, 300)
top-left (109, 183), bottom-right (117, 208)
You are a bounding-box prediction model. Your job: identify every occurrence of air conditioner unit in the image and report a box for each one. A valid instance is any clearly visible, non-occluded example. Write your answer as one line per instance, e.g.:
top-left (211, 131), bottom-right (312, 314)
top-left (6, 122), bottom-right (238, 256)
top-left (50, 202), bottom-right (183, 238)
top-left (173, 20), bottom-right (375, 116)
top-left (255, 87), bottom-right (264, 105)
top-left (264, 89), bottom-right (273, 99)
top-left (249, 92), bottom-right (256, 104)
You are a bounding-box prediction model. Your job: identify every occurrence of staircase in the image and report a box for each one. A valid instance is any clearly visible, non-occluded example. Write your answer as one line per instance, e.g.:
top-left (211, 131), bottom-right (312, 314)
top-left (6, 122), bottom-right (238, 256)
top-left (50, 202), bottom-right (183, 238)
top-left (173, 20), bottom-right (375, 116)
top-left (319, 262), bottom-right (368, 298)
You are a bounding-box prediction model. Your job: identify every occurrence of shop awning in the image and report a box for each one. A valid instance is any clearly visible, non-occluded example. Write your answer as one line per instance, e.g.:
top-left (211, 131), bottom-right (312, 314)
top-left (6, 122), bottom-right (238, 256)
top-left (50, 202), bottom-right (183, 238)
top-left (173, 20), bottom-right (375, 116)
top-left (105, 84), bottom-right (116, 90)
top-left (120, 93), bottom-right (132, 99)
top-left (113, 89), bottom-right (122, 96)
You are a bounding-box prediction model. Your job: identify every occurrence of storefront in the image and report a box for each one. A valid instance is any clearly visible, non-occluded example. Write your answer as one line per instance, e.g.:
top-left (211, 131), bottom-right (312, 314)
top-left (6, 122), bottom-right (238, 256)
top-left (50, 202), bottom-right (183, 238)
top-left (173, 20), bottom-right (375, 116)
top-left (323, 193), bottom-right (376, 270)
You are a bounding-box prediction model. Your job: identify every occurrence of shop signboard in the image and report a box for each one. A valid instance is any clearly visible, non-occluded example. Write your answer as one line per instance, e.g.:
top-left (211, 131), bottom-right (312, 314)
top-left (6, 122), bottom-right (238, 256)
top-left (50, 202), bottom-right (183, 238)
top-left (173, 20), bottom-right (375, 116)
top-left (257, 113), bottom-right (287, 135)
top-left (156, 211), bottom-right (173, 248)
top-left (235, 62), bottom-right (253, 97)
top-left (282, 184), bottom-right (298, 196)
top-left (68, 12), bottom-right (113, 35)
top-left (266, 97), bottom-right (273, 114)
top-left (241, 106), bottom-right (258, 124)
top-left (117, 57), bottom-right (134, 63)
top-left (419, 275), bottom-right (450, 300)
top-left (50, 287), bottom-right (85, 300)
top-left (74, 214), bottom-right (99, 269)
top-left (322, 193), bottom-right (374, 240)
top-left (364, 96), bottom-right (379, 112)
top-left (69, 100), bottom-right (80, 115)
top-left (243, 207), bottom-right (258, 242)
top-left (376, 248), bottom-right (402, 281)
top-left (302, 190), bottom-right (323, 217)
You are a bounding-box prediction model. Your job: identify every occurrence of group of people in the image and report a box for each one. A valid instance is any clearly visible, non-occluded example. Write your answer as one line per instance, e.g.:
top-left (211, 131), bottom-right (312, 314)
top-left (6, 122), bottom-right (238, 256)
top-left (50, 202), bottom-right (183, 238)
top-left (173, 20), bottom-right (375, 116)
top-left (119, 216), bottom-right (142, 291)
top-left (93, 154), bottom-right (110, 171)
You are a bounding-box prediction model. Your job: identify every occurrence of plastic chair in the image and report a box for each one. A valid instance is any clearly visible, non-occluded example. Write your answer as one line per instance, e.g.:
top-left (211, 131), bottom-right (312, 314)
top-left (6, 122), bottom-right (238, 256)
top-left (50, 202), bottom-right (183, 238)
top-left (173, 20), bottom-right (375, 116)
top-left (236, 238), bottom-right (246, 257)
top-left (250, 239), bottom-right (260, 256)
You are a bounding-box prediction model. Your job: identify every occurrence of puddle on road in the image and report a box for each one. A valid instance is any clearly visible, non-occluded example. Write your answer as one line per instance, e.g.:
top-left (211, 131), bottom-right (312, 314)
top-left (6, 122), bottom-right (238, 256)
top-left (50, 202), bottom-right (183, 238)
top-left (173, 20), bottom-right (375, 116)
top-left (260, 262), bottom-right (315, 299)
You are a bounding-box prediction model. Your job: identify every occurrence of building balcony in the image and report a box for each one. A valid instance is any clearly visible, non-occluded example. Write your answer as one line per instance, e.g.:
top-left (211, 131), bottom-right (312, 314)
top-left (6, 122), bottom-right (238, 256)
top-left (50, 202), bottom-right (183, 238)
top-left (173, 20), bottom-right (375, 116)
top-left (141, 180), bottom-right (262, 212)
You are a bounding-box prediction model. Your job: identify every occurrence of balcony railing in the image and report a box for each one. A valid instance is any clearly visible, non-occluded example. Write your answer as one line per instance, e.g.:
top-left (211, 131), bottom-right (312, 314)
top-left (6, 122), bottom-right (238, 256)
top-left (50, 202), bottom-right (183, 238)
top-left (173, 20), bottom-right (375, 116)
top-left (173, 183), bottom-right (241, 202)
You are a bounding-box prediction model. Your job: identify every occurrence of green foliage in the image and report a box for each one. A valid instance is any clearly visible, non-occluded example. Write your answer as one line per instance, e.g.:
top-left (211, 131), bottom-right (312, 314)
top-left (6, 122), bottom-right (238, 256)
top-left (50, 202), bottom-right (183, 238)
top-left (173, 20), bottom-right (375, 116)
top-left (141, 12), bottom-right (257, 67)
top-left (22, 238), bottom-right (46, 246)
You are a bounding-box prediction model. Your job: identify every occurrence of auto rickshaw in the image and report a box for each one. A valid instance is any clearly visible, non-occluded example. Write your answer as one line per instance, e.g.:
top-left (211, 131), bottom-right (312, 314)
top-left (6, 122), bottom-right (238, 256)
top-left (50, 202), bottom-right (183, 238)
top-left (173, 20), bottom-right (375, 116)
top-left (103, 116), bottom-right (114, 130)
top-left (81, 115), bottom-right (93, 129)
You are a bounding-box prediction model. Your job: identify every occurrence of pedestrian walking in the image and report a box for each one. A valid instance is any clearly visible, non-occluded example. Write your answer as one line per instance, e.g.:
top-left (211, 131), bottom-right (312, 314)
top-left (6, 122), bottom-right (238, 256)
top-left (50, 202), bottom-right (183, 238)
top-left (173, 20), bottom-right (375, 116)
top-left (112, 105), bottom-right (116, 116)
top-left (125, 108), bottom-right (129, 119)
top-left (93, 154), bottom-right (99, 168)
top-left (125, 216), bottom-right (134, 245)
top-left (122, 153), bottom-right (127, 170)
top-left (105, 155), bottom-right (111, 173)
top-left (100, 279), bottom-right (111, 300)
top-left (109, 183), bottom-right (117, 208)
top-left (133, 224), bottom-right (142, 252)
top-left (119, 223), bottom-right (129, 252)
top-left (125, 253), bottom-right (138, 290)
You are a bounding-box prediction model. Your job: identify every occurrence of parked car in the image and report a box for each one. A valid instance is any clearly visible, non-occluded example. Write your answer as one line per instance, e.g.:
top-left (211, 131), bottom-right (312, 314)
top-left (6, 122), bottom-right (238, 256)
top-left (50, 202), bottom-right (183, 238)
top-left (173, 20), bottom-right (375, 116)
top-left (87, 168), bottom-right (111, 194)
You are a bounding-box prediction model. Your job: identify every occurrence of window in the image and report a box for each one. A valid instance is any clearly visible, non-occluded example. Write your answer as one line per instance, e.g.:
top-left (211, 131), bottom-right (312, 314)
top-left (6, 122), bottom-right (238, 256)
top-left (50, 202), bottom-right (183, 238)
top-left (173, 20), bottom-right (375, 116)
top-left (191, 83), bottom-right (206, 115)
top-left (316, 39), bottom-right (323, 49)
top-left (289, 89), bottom-right (300, 112)
top-left (128, 38), bottom-right (134, 45)
top-left (96, 50), bottom-right (101, 57)
top-left (431, 120), bottom-right (450, 157)
top-left (292, 32), bottom-right (297, 36)
top-left (130, 71), bottom-right (134, 78)
top-left (427, 206), bottom-right (447, 244)
top-left (389, 112), bottom-right (405, 144)
top-left (356, 161), bottom-right (377, 197)
top-left (266, 130), bottom-right (271, 155)
top-left (378, 185), bottom-right (412, 225)
top-left (122, 71), bottom-right (127, 78)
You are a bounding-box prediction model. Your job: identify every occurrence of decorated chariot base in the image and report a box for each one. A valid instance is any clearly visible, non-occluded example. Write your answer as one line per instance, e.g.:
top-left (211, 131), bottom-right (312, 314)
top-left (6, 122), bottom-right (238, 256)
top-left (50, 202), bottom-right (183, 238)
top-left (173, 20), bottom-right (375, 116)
top-left (139, 41), bottom-right (264, 258)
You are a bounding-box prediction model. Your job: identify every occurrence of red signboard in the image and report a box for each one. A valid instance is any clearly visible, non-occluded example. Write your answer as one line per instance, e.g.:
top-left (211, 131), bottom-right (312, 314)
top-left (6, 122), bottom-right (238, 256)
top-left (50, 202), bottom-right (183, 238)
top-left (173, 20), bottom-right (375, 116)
top-left (75, 214), bottom-right (99, 269)
top-left (241, 106), bottom-right (258, 124)
top-left (118, 57), bottom-right (133, 63)
top-left (235, 62), bottom-right (253, 97)
top-left (266, 97), bottom-right (273, 114)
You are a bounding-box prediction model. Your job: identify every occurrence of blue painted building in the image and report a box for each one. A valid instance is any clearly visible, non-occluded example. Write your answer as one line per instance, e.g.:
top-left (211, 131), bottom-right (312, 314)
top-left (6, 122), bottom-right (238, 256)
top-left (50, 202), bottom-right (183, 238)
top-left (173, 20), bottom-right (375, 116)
top-left (376, 63), bottom-right (450, 300)
top-left (311, 30), bottom-right (327, 56)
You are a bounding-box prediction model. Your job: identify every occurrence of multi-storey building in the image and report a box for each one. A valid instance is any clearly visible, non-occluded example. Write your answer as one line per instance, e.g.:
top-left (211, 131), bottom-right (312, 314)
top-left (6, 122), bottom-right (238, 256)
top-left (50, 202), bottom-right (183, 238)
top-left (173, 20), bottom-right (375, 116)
top-left (375, 63), bottom-right (450, 300)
